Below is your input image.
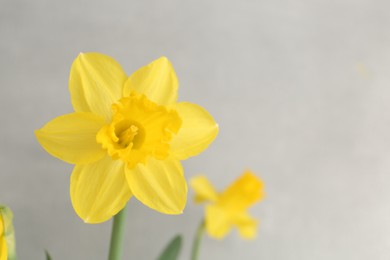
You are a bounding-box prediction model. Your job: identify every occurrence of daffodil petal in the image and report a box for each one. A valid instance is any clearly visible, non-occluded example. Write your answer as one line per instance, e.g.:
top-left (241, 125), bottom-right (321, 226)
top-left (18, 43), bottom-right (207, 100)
top-left (125, 158), bottom-right (187, 214)
top-left (35, 112), bottom-right (106, 164)
top-left (0, 206), bottom-right (15, 260)
top-left (69, 53), bottom-right (127, 121)
top-left (219, 171), bottom-right (265, 212)
top-left (0, 235), bottom-right (6, 260)
top-left (234, 213), bottom-right (258, 239)
top-left (123, 57), bottom-right (178, 105)
top-left (190, 176), bottom-right (218, 203)
top-left (170, 102), bottom-right (218, 160)
top-left (205, 205), bottom-right (231, 239)
top-left (70, 156), bottom-right (132, 223)
top-left (0, 214), bottom-right (6, 260)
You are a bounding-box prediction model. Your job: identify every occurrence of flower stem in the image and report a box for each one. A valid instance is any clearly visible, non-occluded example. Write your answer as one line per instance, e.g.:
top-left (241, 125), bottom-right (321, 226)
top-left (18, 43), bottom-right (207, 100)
top-left (191, 219), bottom-right (205, 260)
top-left (108, 206), bottom-right (127, 260)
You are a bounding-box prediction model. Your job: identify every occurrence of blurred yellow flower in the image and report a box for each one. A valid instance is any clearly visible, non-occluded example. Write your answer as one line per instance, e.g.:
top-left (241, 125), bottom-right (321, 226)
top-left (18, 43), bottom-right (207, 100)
top-left (0, 214), bottom-right (5, 260)
top-left (191, 171), bottom-right (265, 239)
top-left (0, 206), bottom-right (15, 260)
top-left (35, 53), bottom-right (218, 223)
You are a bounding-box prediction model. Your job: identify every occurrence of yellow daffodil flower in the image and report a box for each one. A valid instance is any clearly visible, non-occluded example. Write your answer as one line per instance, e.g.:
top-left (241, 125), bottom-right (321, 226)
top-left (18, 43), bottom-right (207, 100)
top-left (35, 53), bottom-right (218, 223)
top-left (0, 206), bottom-right (15, 260)
top-left (191, 171), bottom-right (265, 239)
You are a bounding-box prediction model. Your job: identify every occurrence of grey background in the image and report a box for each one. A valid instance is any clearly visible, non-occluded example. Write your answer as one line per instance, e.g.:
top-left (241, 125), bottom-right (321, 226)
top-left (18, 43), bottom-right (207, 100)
top-left (1, 0), bottom-right (390, 259)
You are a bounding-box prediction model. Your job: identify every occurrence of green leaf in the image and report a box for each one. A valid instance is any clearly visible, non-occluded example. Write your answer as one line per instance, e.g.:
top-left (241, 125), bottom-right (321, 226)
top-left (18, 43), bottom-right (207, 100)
top-left (45, 250), bottom-right (52, 260)
top-left (157, 235), bottom-right (182, 260)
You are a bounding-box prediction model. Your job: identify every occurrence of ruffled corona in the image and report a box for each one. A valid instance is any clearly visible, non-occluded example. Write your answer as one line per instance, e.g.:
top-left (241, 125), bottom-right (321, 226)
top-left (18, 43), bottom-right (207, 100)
top-left (96, 92), bottom-right (182, 168)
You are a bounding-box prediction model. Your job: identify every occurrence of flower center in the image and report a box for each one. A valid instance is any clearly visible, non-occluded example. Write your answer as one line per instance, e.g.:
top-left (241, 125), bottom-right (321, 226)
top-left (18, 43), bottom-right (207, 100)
top-left (96, 92), bottom-right (182, 168)
top-left (114, 120), bottom-right (144, 149)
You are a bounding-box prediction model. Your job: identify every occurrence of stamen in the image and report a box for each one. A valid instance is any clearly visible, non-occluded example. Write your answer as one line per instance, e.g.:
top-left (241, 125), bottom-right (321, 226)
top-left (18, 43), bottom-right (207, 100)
top-left (117, 125), bottom-right (138, 148)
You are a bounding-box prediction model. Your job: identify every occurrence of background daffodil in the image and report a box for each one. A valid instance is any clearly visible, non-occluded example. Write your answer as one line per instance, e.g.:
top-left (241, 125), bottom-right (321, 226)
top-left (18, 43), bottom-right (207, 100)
top-left (191, 171), bottom-right (264, 239)
top-left (35, 53), bottom-right (218, 223)
top-left (0, 206), bottom-right (15, 260)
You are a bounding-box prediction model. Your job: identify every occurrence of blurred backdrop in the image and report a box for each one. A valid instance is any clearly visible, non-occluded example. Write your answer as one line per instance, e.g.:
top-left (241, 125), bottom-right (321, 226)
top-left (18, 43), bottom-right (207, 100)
top-left (1, 0), bottom-right (390, 259)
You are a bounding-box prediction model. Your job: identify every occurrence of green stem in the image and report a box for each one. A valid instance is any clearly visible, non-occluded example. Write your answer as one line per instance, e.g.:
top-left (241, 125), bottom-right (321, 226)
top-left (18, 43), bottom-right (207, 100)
top-left (191, 219), bottom-right (205, 260)
top-left (108, 205), bottom-right (128, 260)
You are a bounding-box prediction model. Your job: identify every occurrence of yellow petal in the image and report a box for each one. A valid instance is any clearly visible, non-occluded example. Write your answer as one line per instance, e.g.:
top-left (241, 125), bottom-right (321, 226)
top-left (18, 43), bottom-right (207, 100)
top-left (0, 216), bottom-right (6, 260)
top-left (234, 212), bottom-right (258, 239)
top-left (218, 171), bottom-right (265, 212)
top-left (205, 204), bottom-right (231, 239)
top-left (70, 156), bottom-right (132, 223)
top-left (170, 102), bottom-right (218, 160)
top-left (125, 157), bottom-right (187, 214)
top-left (190, 176), bottom-right (218, 203)
top-left (35, 112), bottom-right (106, 164)
top-left (123, 57), bottom-right (178, 105)
top-left (0, 239), bottom-right (6, 260)
top-left (69, 53), bottom-right (127, 121)
top-left (0, 206), bottom-right (14, 260)
top-left (0, 215), bottom-right (3, 239)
